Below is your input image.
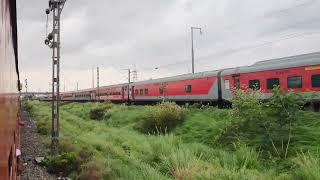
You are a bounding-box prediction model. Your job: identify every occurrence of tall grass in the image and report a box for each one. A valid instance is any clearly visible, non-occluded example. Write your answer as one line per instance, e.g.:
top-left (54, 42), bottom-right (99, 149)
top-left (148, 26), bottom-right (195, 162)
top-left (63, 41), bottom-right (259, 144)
top-left (26, 99), bottom-right (320, 180)
top-left (294, 152), bottom-right (320, 180)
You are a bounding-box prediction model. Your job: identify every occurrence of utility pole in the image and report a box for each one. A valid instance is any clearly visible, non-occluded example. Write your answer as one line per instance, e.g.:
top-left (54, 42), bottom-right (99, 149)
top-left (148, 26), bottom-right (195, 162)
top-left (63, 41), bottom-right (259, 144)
top-left (24, 79), bottom-right (28, 93)
top-left (97, 67), bottom-right (100, 100)
top-left (128, 69), bottom-right (131, 102)
top-left (124, 69), bottom-right (134, 102)
top-left (76, 82), bottom-right (79, 91)
top-left (44, 0), bottom-right (67, 155)
top-left (132, 70), bottom-right (138, 82)
top-left (191, 27), bottom-right (202, 74)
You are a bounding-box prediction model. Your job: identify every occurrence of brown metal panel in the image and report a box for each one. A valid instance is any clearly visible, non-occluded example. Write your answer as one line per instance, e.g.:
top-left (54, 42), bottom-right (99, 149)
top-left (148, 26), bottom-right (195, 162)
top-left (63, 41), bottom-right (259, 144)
top-left (0, 0), bottom-right (20, 179)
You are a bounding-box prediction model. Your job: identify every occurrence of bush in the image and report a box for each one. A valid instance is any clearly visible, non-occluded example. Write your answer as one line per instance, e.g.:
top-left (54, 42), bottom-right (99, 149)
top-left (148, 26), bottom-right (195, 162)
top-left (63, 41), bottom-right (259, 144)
top-left (46, 152), bottom-right (79, 176)
top-left (103, 101), bottom-right (114, 110)
top-left (218, 87), bottom-right (310, 158)
top-left (137, 102), bottom-right (184, 134)
top-left (90, 106), bottom-right (105, 120)
top-left (23, 101), bottom-right (33, 112)
top-left (78, 161), bottom-right (112, 180)
top-left (37, 120), bottom-right (50, 135)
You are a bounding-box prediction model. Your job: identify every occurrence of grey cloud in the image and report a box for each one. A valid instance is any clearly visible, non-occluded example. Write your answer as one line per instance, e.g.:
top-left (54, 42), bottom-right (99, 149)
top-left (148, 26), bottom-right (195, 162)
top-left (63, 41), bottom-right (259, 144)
top-left (17, 0), bottom-right (320, 91)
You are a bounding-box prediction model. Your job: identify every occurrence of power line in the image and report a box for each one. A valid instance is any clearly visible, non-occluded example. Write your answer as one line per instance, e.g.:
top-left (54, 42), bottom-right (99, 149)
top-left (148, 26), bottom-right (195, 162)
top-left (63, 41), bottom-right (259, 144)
top-left (139, 31), bottom-right (320, 71)
top-left (209, 0), bottom-right (317, 35)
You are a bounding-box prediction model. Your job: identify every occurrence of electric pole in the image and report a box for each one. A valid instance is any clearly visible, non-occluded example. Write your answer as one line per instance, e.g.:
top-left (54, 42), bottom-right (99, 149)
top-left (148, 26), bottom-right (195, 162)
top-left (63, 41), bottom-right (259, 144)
top-left (124, 69), bottom-right (134, 102)
top-left (44, 0), bottom-right (67, 155)
top-left (24, 79), bottom-right (28, 93)
top-left (128, 69), bottom-right (131, 102)
top-left (191, 27), bottom-right (202, 74)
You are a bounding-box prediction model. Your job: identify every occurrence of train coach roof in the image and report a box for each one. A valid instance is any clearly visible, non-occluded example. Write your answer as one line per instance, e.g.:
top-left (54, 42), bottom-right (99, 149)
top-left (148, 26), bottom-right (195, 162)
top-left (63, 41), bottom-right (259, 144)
top-left (221, 51), bottom-right (320, 75)
top-left (62, 83), bottom-right (128, 94)
top-left (132, 70), bottom-right (219, 85)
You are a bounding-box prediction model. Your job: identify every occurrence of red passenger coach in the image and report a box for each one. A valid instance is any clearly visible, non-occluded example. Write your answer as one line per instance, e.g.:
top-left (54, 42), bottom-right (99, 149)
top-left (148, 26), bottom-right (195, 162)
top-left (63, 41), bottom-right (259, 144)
top-left (96, 84), bottom-right (126, 101)
top-left (221, 52), bottom-right (320, 101)
top-left (131, 71), bottom-right (219, 103)
top-left (50, 52), bottom-right (320, 111)
top-left (0, 0), bottom-right (22, 179)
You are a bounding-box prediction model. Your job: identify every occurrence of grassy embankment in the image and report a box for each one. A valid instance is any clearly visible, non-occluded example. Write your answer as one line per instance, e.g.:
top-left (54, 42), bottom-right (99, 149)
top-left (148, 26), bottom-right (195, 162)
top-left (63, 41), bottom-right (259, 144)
top-left (26, 90), bottom-right (320, 179)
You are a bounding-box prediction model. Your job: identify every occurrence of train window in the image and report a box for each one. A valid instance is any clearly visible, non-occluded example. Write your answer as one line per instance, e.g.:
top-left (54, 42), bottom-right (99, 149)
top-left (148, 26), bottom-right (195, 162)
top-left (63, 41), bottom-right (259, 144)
top-left (224, 80), bottom-right (230, 90)
top-left (144, 89), bottom-right (148, 95)
top-left (135, 89), bottom-right (138, 95)
top-left (235, 79), bottom-right (240, 89)
top-left (140, 89), bottom-right (143, 95)
top-left (267, 78), bottom-right (280, 90)
top-left (185, 85), bottom-right (192, 93)
top-left (288, 76), bottom-right (302, 89)
top-left (312, 75), bottom-right (320, 87)
top-left (159, 87), bottom-right (164, 94)
top-left (249, 80), bottom-right (260, 90)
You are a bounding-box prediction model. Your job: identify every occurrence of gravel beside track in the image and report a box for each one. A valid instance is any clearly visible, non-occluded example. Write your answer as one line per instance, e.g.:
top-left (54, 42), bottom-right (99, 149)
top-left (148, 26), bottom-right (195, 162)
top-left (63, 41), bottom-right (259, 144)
top-left (21, 110), bottom-right (56, 180)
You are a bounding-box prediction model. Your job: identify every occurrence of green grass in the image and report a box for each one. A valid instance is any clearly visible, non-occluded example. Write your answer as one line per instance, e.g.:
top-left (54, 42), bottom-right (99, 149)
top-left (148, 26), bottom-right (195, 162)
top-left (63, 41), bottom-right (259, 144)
top-left (27, 100), bottom-right (320, 180)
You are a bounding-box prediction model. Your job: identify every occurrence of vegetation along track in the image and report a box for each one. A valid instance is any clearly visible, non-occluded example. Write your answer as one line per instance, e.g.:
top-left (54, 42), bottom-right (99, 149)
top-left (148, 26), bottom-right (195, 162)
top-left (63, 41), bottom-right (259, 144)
top-left (25, 89), bottom-right (320, 180)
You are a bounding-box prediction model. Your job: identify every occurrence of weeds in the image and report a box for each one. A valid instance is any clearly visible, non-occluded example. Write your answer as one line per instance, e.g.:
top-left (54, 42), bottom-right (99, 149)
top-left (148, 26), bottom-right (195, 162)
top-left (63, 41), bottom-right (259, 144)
top-left (27, 97), bottom-right (320, 179)
top-left (294, 152), bottom-right (320, 180)
top-left (90, 106), bottom-right (106, 120)
top-left (137, 102), bottom-right (185, 134)
top-left (45, 152), bottom-right (78, 176)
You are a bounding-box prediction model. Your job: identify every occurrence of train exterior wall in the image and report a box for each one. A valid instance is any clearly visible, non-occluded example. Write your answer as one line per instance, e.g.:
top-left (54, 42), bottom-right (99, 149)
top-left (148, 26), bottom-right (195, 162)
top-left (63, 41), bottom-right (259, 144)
top-left (54, 53), bottom-right (320, 105)
top-left (0, 0), bottom-right (20, 179)
top-left (222, 62), bottom-right (320, 101)
top-left (96, 86), bottom-right (124, 101)
top-left (132, 76), bottom-right (218, 102)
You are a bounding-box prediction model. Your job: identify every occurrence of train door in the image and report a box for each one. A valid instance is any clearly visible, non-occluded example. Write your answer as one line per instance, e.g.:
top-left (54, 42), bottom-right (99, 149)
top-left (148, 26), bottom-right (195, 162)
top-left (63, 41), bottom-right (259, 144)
top-left (130, 86), bottom-right (135, 100)
top-left (91, 91), bottom-right (95, 101)
top-left (121, 87), bottom-right (125, 100)
top-left (232, 74), bottom-right (240, 89)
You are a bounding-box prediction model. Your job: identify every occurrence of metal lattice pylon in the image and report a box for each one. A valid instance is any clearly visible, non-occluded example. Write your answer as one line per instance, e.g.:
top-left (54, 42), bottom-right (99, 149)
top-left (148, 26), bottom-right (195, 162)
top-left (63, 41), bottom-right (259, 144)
top-left (45, 0), bottom-right (67, 155)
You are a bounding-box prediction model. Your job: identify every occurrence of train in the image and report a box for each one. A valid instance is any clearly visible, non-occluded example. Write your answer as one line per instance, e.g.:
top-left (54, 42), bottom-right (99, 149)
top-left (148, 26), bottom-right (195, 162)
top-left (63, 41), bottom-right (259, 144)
top-left (46, 52), bottom-right (320, 111)
top-left (0, 0), bottom-right (22, 179)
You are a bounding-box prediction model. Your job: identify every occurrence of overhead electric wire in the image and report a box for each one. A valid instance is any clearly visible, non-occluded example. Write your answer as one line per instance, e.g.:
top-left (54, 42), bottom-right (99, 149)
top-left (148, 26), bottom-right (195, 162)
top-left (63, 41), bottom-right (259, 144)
top-left (204, 0), bottom-right (317, 35)
top-left (139, 31), bottom-right (320, 71)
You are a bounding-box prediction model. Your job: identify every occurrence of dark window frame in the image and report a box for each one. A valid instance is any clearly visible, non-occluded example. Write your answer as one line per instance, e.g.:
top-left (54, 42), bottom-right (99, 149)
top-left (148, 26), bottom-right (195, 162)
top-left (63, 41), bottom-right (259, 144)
top-left (135, 89), bottom-right (138, 95)
top-left (311, 74), bottom-right (320, 88)
top-left (287, 76), bottom-right (302, 89)
top-left (144, 89), bottom-right (148, 95)
top-left (267, 78), bottom-right (280, 90)
top-left (185, 84), bottom-right (192, 93)
top-left (249, 79), bottom-right (260, 90)
top-left (140, 89), bottom-right (143, 95)
top-left (159, 87), bottom-right (164, 94)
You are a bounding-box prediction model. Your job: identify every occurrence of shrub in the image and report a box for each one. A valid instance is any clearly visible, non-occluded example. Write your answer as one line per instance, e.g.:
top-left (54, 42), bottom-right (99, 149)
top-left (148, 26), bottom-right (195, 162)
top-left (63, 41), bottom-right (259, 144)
top-left (218, 87), bottom-right (311, 158)
top-left (23, 101), bottom-right (33, 112)
top-left (90, 106), bottom-right (105, 120)
top-left (46, 152), bottom-right (78, 176)
top-left (77, 146), bottom-right (94, 164)
top-left (59, 140), bottom-right (78, 153)
top-left (103, 101), bottom-right (114, 110)
top-left (37, 120), bottom-right (50, 135)
top-left (160, 149), bottom-right (215, 179)
top-left (78, 161), bottom-right (112, 180)
top-left (138, 102), bottom-right (184, 134)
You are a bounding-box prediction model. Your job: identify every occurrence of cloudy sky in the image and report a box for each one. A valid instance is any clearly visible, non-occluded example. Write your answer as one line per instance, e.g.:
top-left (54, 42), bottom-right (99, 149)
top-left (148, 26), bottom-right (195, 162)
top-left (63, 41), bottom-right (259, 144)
top-left (17, 0), bottom-right (320, 92)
